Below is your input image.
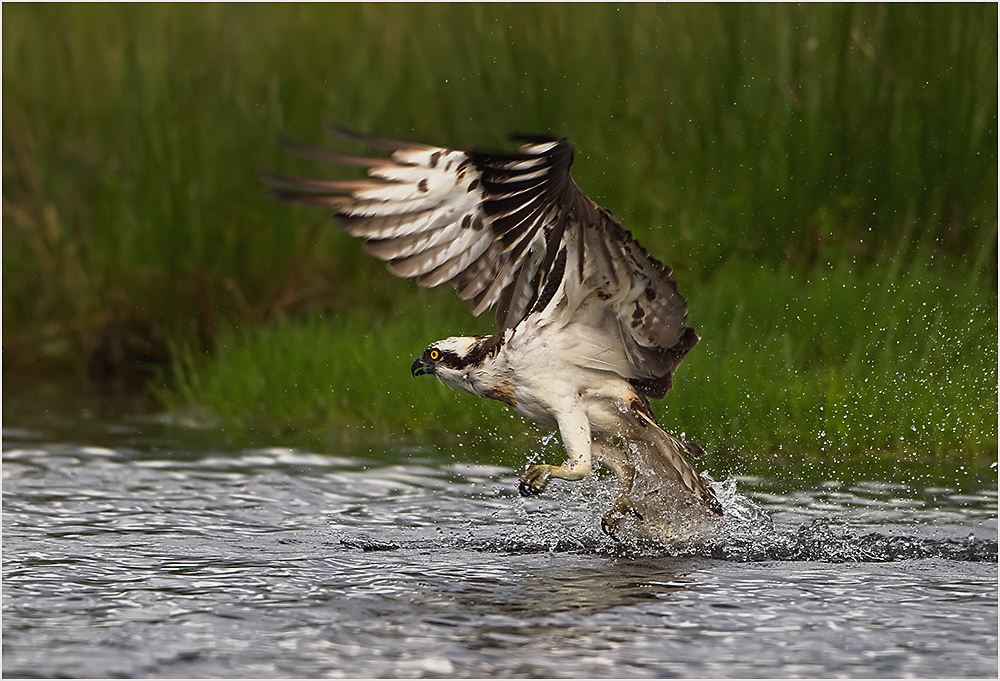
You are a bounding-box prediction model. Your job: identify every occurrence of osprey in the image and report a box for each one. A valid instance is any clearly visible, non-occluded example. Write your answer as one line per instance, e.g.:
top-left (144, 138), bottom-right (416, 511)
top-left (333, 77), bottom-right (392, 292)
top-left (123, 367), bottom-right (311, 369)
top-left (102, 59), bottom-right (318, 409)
top-left (268, 126), bottom-right (723, 539)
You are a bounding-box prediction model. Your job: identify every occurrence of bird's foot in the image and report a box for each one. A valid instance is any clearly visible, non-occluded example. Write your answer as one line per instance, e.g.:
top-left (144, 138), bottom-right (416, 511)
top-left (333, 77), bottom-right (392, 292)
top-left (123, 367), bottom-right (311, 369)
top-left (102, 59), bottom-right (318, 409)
top-left (519, 464), bottom-right (554, 496)
top-left (601, 494), bottom-right (645, 541)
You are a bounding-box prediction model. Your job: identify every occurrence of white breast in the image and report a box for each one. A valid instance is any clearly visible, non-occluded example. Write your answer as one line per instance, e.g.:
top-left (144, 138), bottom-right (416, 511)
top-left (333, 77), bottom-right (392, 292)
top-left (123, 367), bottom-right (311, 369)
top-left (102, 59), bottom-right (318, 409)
top-left (491, 311), bottom-right (637, 433)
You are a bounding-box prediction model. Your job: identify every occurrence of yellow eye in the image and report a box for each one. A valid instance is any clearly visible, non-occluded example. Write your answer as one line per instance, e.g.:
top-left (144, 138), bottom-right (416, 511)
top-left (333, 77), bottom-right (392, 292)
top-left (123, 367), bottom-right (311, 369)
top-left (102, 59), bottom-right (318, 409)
top-left (429, 349), bottom-right (440, 361)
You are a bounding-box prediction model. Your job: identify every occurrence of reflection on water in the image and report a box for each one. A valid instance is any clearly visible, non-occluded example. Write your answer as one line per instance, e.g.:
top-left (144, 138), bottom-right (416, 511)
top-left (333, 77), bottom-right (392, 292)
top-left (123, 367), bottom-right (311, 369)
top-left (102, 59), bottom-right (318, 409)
top-left (2, 395), bottom-right (997, 678)
top-left (422, 556), bottom-right (699, 619)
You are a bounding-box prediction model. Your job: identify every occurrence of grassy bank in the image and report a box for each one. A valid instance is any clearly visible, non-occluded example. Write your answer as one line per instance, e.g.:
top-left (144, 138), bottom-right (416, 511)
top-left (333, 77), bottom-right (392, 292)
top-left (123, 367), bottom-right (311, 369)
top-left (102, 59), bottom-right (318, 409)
top-left (5, 5), bottom-right (996, 362)
top-left (162, 254), bottom-right (997, 467)
top-left (4, 4), bottom-right (997, 464)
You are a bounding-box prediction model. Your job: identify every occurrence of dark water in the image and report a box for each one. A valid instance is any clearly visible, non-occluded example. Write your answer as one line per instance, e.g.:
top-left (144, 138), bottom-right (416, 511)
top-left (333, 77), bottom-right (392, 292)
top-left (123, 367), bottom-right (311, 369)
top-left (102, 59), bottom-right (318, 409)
top-left (2, 391), bottom-right (997, 678)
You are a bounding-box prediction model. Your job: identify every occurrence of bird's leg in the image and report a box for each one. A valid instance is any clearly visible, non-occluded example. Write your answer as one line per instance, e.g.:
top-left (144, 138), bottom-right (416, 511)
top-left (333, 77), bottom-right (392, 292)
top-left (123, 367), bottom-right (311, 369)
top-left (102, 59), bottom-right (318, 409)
top-left (601, 495), bottom-right (645, 540)
top-left (598, 451), bottom-right (645, 539)
top-left (519, 407), bottom-right (592, 496)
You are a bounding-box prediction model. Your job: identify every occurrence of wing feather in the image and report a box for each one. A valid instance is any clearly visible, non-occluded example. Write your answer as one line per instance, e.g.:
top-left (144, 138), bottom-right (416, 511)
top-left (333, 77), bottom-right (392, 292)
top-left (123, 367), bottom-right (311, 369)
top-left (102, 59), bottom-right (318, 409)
top-left (416, 235), bottom-right (495, 289)
top-left (452, 240), bottom-right (508, 302)
top-left (336, 208), bottom-right (460, 240)
top-left (362, 222), bottom-right (460, 260)
top-left (386, 227), bottom-right (488, 279)
top-left (266, 127), bottom-right (698, 399)
top-left (470, 226), bottom-right (540, 316)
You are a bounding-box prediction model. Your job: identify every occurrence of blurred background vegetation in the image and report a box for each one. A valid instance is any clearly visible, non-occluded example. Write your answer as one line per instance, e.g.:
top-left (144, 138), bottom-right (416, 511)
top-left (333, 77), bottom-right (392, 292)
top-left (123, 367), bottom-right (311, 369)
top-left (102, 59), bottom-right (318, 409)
top-left (3, 4), bottom-right (997, 472)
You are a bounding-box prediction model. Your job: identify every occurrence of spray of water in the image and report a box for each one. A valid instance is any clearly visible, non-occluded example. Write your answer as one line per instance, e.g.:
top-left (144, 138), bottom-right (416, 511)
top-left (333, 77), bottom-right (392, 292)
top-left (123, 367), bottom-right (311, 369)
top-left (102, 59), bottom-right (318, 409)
top-left (477, 469), bottom-right (997, 562)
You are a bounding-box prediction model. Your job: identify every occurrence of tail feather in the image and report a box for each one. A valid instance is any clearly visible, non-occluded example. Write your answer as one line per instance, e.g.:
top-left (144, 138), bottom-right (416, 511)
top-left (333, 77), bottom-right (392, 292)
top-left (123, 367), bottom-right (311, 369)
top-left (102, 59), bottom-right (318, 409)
top-left (654, 431), bottom-right (723, 515)
top-left (630, 409), bottom-right (722, 515)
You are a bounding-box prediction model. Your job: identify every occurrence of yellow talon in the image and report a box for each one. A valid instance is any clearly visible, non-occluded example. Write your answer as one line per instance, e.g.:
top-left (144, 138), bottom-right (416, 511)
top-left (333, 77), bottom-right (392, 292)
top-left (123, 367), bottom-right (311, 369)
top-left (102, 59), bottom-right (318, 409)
top-left (519, 464), bottom-right (553, 496)
top-left (601, 494), bottom-right (645, 540)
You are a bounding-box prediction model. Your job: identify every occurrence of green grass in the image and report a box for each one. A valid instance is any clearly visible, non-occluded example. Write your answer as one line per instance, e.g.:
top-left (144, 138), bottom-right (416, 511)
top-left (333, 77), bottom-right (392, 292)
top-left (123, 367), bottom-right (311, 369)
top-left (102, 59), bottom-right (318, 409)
top-left (667, 255), bottom-right (997, 464)
top-left (161, 253), bottom-right (997, 468)
top-left (160, 289), bottom-right (505, 440)
top-left (4, 5), bottom-right (995, 360)
top-left (3, 4), bottom-right (997, 467)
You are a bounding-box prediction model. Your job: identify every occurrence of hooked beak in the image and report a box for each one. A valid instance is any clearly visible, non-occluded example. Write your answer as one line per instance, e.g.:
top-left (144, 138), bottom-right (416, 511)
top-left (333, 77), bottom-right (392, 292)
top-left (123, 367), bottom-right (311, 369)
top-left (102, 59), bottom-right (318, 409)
top-left (411, 356), bottom-right (432, 377)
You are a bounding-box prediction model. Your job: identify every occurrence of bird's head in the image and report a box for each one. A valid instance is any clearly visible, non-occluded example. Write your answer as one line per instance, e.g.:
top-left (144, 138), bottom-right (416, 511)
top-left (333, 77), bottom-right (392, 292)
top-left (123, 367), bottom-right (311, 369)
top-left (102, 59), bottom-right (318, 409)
top-left (411, 336), bottom-right (491, 391)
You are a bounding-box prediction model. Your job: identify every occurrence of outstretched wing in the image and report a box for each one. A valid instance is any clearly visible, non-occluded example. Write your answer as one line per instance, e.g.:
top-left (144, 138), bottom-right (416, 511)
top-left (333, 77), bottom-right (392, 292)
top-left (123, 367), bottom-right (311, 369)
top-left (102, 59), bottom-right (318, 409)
top-left (265, 126), bottom-right (698, 399)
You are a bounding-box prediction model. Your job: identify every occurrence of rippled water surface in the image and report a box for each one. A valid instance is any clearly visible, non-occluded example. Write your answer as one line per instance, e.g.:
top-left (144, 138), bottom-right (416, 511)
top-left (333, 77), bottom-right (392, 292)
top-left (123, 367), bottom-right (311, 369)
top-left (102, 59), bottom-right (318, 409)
top-left (3, 390), bottom-right (997, 678)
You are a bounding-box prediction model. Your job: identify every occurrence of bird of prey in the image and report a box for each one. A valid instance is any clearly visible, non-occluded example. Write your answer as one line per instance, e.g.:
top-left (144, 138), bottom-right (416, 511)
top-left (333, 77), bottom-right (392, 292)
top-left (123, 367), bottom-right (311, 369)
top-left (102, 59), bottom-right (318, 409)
top-left (267, 126), bottom-right (723, 540)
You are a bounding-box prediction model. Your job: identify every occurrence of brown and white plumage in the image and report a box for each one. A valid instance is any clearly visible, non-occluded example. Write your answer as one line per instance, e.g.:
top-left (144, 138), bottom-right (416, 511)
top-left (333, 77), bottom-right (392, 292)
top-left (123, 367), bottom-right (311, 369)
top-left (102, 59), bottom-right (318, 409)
top-left (267, 126), bottom-right (722, 539)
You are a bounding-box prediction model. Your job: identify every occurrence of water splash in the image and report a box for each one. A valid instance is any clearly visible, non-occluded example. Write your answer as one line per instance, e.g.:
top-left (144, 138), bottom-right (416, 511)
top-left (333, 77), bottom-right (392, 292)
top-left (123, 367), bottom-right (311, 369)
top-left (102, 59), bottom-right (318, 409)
top-left (711, 474), bottom-right (774, 534)
top-left (609, 476), bottom-right (997, 562)
top-left (603, 519), bottom-right (999, 563)
top-left (339, 524), bottom-right (997, 563)
top-left (340, 473), bottom-right (997, 563)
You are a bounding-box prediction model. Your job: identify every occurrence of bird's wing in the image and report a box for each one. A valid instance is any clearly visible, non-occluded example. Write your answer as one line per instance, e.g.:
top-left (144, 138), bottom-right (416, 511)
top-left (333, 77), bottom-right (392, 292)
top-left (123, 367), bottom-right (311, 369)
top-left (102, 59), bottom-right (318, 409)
top-left (265, 126), bottom-right (698, 399)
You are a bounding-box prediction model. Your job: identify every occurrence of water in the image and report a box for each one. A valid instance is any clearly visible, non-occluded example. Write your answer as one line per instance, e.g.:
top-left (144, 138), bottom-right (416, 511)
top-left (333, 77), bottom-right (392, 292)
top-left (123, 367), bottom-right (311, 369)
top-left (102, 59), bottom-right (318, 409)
top-left (2, 391), bottom-right (997, 678)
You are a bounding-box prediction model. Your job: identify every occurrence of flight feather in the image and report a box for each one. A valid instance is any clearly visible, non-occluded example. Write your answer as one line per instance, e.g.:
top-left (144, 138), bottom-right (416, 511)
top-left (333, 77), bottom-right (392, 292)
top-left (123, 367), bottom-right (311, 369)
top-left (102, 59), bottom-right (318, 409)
top-left (264, 126), bottom-right (699, 400)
